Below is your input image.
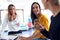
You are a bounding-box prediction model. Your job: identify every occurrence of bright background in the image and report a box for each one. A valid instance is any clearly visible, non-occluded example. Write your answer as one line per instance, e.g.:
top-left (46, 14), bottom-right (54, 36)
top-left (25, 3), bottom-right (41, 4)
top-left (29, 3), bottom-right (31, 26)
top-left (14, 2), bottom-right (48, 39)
top-left (0, 0), bottom-right (52, 30)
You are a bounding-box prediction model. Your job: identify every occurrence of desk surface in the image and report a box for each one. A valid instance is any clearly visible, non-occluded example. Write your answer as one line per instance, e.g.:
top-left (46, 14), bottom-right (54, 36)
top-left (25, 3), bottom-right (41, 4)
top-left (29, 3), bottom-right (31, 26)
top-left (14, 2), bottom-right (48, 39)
top-left (0, 28), bottom-right (34, 40)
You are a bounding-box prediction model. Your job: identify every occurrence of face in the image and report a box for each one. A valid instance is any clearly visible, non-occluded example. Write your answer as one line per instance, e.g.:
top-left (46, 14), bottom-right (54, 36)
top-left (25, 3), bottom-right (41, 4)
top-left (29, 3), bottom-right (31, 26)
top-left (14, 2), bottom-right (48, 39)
top-left (8, 6), bottom-right (16, 15)
top-left (42, 0), bottom-right (49, 9)
top-left (32, 4), bottom-right (41, 16)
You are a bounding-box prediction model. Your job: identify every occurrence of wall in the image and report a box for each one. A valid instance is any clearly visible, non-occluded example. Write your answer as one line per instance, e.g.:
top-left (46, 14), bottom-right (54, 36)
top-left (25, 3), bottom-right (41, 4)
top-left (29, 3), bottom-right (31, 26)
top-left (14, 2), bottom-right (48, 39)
top-left (0, 0), bottom-right (52, 30)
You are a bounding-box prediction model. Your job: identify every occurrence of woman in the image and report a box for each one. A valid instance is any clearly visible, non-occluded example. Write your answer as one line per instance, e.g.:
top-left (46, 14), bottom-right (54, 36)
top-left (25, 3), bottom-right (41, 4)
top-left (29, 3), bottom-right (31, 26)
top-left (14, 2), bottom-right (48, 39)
top-left (35, 0), bottom-right (60, 40)
top-left (18, 2), bottom-right (49, 40)
top-left (0, 4), bottom-right (21, 35)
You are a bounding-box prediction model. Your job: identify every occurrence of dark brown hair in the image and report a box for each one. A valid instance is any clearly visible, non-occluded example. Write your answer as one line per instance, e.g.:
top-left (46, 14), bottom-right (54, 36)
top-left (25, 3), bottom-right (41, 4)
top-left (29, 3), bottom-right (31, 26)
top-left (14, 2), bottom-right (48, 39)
top-left (31, 2), bottom-right (41, 25)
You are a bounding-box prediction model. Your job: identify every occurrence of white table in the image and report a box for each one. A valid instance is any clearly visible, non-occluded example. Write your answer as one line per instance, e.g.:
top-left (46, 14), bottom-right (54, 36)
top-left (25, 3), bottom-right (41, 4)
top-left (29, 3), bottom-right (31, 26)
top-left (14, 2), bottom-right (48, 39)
top-left (0, 28), bottom-right (34, 40)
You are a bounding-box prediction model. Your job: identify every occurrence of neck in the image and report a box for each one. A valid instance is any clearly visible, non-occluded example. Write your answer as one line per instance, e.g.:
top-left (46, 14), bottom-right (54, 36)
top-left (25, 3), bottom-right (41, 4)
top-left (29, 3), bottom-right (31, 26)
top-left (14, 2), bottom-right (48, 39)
top-left (36, 13), bottom-right (41, 18)
top-left (50, 6), bottom-right (60, 17)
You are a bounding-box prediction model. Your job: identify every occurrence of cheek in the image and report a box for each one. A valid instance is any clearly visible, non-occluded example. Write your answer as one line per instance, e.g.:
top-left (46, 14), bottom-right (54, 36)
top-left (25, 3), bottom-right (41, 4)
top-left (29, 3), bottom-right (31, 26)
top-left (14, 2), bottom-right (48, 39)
top-left (9, 10), bottom-right (12, 13)
top-left (44, 3), bottom-right (48, 9)
top-left (36, 9), bottom-right (40, 14)
top-left (38, 9), bottom-right (41, 12)
top-left (33, 9), bottom-right (37, 14)
top-left (33, 9), bottom-right (35, 12)
top-left (12, 10), bottom-right (15, 13)
top-left (42, 0), bottom-right (45, 4)
top-left (42, 0), bottom-right (48, 9)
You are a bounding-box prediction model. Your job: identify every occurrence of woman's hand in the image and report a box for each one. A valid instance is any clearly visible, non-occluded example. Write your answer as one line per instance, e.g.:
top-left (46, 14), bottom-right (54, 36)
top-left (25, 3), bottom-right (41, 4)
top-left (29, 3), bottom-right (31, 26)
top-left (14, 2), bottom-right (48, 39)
top-left (17, 36), bottom-right (32, 40)
top-left (34, 19), bottom-right (45, 31)
top-left (16, 23), bottom-right (20, 26)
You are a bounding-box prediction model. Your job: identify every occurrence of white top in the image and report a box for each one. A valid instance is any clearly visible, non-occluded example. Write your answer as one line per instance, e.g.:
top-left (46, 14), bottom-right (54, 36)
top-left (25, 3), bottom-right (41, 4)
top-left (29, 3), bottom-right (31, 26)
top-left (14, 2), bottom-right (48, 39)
top-left (1, 15), bottom-right (20, 34)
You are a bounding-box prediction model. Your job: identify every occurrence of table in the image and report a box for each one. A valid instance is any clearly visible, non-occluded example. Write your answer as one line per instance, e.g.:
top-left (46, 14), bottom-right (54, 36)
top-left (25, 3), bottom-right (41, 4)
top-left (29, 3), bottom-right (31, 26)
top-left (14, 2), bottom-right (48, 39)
top-left (0, 28), bottom-right (34, 40)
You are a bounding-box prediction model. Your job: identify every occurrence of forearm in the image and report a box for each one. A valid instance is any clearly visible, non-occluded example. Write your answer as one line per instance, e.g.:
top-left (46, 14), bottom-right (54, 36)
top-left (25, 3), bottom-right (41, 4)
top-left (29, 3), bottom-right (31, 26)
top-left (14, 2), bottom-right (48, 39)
top-left (18, 30), bottom-right (42, 40)
top-left (41, 29), bottom-right (50, 39)
top-left (27, 31), bottom-right (41, 40)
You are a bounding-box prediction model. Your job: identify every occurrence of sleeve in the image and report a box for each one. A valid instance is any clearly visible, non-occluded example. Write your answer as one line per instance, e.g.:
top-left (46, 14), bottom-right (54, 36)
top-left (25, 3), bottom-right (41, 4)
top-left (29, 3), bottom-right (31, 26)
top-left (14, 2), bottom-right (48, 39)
top-left (41, 15), bottom-right (50, 31)
top-left (59, 26), bottom-right (60, 40)
top-left (0, 16), bottom-right (8, 34)
top-left (41, 29), bottom-right (50, 39)
top-left (16, 15), bottom-right (20, 26)
top-left (40, 15), bottom-right (50, 38)
top-left (33, 29), bottom-right (41, 38)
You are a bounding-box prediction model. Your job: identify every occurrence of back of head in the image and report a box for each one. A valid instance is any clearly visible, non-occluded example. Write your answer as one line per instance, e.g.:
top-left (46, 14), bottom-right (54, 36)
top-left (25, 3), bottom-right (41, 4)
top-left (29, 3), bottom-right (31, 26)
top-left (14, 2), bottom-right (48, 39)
top-left (49, 0), bottom-right (60, 6)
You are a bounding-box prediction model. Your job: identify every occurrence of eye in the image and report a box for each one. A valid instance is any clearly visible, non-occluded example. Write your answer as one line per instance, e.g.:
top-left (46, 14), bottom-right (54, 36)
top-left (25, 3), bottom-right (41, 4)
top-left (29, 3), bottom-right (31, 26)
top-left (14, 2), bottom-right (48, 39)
top-left (9, 8), bottom-right (13, 10)
top-left (32, 7), bottom-right (34, 9)
top-left (36, 6), bottom-right (38, 9)
top-left (9, 9), bottom-right (12, 10)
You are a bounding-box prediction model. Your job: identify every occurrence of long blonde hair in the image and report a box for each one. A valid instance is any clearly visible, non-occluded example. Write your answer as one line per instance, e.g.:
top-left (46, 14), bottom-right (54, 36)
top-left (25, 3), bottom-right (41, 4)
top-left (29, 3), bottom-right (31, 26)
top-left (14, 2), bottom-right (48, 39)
top-left (8, 4), bottom-right (17, 21)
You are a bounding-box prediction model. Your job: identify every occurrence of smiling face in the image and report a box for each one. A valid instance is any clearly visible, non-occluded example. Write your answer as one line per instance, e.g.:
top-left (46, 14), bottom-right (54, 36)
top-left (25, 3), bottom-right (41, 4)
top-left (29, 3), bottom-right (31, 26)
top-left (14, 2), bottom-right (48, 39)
top-left (32, 3), bottom-right (41, 16)
top-left (8, 4), bottom-right (17, 21)
top-left (8, 6), bottom-right (16, 15)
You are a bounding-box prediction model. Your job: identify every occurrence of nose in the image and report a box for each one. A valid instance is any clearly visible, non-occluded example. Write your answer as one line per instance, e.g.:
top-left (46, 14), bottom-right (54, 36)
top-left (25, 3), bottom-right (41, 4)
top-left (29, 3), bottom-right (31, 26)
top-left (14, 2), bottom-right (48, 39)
top-left (11, 9), bottom-right (14, 12)
top-left (34, 8), bottom-right (37, 12)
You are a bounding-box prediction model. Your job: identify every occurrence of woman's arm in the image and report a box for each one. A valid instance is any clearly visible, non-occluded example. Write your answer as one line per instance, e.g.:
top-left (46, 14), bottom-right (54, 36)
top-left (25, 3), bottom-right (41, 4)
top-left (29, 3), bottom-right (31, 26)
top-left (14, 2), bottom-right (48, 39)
top-left (0, 16), bottom-right (8, 34)
top-left (34, 14), bottom-right (51, 39)
top-left (41, 29), bottom-right (50, 39)
top-left (18, 30), bottom-right (42, 40)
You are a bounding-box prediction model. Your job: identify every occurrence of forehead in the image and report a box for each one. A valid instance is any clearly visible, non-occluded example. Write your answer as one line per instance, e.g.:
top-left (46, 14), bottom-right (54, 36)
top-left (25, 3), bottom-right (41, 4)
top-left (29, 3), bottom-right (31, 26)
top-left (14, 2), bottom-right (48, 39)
top-left (9, 6), bottom-right (15, 9)
top-left (33, 4), bottom-right (39, 7)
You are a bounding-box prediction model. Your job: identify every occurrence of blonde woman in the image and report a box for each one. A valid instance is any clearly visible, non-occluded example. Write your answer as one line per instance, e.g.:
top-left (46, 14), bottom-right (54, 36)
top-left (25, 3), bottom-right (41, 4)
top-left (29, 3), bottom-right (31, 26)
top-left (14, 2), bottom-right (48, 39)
top-left (0, 4), bottom-right (21, 35)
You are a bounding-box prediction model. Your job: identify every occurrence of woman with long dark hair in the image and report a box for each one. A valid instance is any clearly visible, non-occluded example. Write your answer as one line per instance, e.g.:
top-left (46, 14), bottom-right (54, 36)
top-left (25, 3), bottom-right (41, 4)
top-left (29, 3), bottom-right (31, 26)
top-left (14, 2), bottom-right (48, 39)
top-left (18, 2), bottom-right (49, 40)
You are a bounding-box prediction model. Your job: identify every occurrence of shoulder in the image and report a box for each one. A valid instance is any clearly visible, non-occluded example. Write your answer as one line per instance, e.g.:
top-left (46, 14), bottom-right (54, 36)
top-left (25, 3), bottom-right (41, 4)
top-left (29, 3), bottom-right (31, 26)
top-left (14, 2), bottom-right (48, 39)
top-left (4, 15), bottom-right (8, 20)
top-left (39, 14), bottom-right (48, 21)
top-left (15, 15), bottom-right (20, 21)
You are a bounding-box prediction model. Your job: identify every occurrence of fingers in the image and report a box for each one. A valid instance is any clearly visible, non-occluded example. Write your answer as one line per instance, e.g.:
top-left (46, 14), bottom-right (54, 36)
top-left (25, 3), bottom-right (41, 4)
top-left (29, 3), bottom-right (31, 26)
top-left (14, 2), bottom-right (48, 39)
top-left (34, 19), bottom-right (45, 31)
top-left (34, 22), bottom-right (45, 31)
top-left (17, 36), bottom-right (28, 40)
